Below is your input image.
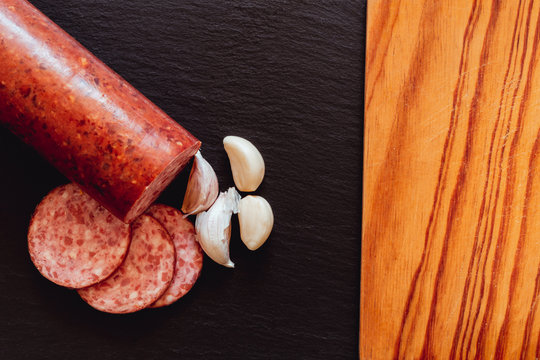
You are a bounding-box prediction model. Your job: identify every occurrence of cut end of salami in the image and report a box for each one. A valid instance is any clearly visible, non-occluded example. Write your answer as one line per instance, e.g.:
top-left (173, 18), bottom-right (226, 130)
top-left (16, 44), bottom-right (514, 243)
top-left (122, 140), bottom-right (200, 224)
top-left (77, 215), bottom-right (175, 314)
top-left (27, 184), bottom-right (130, 288)
top-left (146, 204), bottom-right (203, 307)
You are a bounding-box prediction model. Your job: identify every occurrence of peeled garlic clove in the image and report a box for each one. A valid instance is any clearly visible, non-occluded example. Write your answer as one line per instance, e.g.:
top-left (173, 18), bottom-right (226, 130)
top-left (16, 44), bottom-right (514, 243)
top-left (238, 195), bottom-right (274, 251)
top-left (223, 136), bottom-right (265, 192)
top-left (195, 187), bottom-right (240, 267)
top-left (181, 151), bottom-right (219, 216)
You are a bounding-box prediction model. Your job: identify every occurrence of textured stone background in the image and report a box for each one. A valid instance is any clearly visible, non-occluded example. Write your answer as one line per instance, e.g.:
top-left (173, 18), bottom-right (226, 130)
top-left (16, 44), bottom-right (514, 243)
top-left (0, 1), bottom-right (364, 358)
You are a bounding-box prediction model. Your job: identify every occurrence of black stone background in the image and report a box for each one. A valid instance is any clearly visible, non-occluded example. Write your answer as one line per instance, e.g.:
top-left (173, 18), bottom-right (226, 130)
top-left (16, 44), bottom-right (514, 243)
top-left (0, 1), bottom-right (364, 359)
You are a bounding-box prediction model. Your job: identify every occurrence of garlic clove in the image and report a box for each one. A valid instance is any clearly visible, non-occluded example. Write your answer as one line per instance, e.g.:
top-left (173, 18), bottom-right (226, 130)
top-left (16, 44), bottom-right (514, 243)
top-left (195, 187), bottom-right (240, 267)
top-left (238, 195), bottom-right (274, 251)
top-left (223, 136), bottom-right (265, 192)
top-left (182, 151), bottom-right (219, 216)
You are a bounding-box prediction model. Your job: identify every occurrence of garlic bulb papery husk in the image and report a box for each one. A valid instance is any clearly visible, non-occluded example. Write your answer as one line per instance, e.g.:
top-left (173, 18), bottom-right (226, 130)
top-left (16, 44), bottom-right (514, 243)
top-left (181, 151), bottom-right (219, 216)
top-left (195, 187), bottom-right (240, 268)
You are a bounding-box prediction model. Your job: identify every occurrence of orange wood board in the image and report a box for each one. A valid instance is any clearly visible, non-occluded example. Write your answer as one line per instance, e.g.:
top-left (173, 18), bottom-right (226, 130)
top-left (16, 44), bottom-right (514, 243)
top-left (361, 1), bottom-right (540, 358)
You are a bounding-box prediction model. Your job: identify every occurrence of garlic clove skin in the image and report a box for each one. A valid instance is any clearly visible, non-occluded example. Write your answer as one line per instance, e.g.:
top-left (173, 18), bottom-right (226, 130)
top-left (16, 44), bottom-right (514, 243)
top-left (223, 136), bottom-right (265, 192)
top-left (238, 195), bottom-right (274, 251)
top-left (182, 151), bottom-right (219, 216)
top-left (195, 187), bottom-right (240, 267)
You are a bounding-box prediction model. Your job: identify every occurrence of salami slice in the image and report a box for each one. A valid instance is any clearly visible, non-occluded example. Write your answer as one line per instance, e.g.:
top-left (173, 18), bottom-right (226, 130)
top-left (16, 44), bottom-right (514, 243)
top-left (28, 183), bottom-right (130, 288)
top-left (78, 215), bottom-right (175, 313)
top-left (146, 204), bottom-right (203, 307)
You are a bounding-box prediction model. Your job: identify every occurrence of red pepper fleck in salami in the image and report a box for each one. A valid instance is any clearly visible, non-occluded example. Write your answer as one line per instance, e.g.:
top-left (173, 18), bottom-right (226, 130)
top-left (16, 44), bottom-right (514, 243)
top-left (0, 0), bottom-right (200, 222)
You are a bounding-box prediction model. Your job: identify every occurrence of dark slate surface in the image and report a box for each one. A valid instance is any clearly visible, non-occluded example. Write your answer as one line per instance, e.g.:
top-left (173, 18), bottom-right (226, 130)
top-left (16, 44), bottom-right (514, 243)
top-left (0, 1), bottom-right (364, 359)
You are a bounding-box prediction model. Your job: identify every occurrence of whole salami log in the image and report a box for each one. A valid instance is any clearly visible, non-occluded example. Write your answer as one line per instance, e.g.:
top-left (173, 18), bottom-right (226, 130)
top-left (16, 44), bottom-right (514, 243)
top-left (78, 215), bottom-right (175, 314)
top-left (146, 204), bottom-right (203, 307)
top-left (0, 0), bottom-right (200, 223)
top-left (28, 184), bottom-right (131, 288)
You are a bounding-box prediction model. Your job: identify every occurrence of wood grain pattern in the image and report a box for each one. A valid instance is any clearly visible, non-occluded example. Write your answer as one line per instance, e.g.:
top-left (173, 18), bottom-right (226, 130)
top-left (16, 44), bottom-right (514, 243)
top-left (361, 1), bottom-right (540, 358)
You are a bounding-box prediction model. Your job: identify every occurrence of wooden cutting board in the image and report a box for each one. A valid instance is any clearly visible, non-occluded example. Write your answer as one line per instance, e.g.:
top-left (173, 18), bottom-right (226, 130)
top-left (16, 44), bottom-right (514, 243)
top-left (361, 0), bottom-right (540, 358)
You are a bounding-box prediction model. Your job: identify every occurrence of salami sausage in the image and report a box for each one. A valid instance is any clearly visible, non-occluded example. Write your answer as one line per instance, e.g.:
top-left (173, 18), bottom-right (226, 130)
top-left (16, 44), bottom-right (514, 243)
top-left (28, 184), bottom-right (130, 288)
top-left (0, 0), bottom-right (200, 223)
top-left (146, 204), bottom-right (203, 307)
top-left (78, 215), bottom-right (175, 314)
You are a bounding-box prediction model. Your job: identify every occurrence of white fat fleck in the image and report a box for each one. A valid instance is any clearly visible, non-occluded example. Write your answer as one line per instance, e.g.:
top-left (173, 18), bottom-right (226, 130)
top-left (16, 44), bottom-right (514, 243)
top-left (129, 292), bottom-right (138, 300)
